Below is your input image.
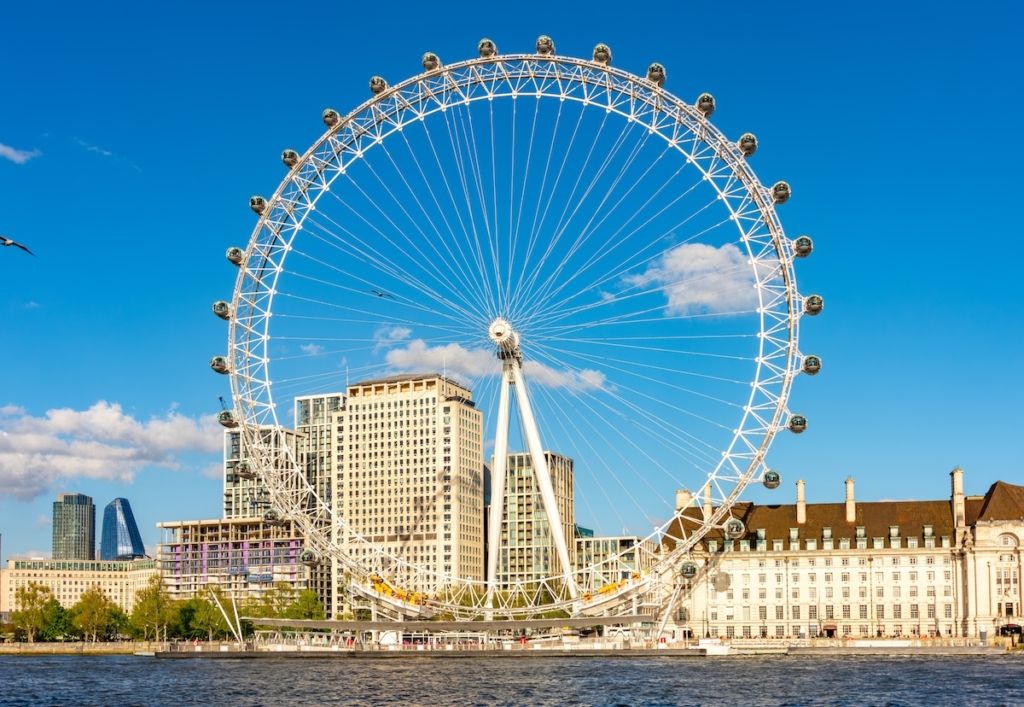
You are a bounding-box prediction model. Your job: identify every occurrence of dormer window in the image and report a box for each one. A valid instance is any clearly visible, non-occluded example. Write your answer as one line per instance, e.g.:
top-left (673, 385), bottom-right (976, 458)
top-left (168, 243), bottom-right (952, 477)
top-left (822, 527), bottom-right (832, 540)
top-left (856, 527), bottom-right (866, 539)
top-left (889, 525), bottom-right (899, 538)
top-left (757, 528), bottom-right (766, 540)
top-left (923, 525), bottom-right (934, 538)
top-left (789, 528), bottom-right (799, 541)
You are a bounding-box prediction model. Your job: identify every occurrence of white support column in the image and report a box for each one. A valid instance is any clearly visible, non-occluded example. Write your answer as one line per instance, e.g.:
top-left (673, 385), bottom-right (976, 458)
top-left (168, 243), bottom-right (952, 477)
top-left (486, 364), bottom-right (512, 606)
top-left (512, 362), bottom-right (578, 600)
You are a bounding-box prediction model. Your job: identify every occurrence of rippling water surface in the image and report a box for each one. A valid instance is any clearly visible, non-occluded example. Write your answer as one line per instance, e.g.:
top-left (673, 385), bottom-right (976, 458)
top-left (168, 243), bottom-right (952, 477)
top-left (2, 654), bottom-right (1022, 706)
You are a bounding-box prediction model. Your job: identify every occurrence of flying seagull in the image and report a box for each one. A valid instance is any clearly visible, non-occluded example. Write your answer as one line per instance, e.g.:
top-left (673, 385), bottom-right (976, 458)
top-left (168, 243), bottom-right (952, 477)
top-left (367, 289), bottom-right (394, 299)
top-left (1, 236), bottom-right (35, 257)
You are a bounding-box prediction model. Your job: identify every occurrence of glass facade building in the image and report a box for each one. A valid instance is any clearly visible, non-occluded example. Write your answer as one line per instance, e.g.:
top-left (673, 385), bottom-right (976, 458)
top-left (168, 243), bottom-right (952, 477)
top-left (53, 493), bottom-right (95, 560)
top-left (100, 498), bottom-right (146, 560)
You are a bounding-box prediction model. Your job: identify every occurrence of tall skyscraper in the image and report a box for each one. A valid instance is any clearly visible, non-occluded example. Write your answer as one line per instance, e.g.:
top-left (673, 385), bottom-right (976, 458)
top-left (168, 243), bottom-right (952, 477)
top-left (496, 451), bottom-right (575, 585)
top-left (52, 493), bottom-right (95, 560)
top-left (332, 373), bottom-right (485, 593)
top-left (100, 498), bottom-right (146, 560)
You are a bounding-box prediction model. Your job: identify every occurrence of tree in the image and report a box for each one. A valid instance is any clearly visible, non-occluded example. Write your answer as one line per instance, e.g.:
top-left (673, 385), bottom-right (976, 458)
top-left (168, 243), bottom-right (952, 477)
top-left (286, 590), bottom-right (325, 621)
top-left (180, 588), bottom-right (229, 642)
top-left (11, 582), bottom-right (53, 643)
top-left (130, 575), bottom-right (174, 640)
top-left (37, 599), bottom-right (75, 642)
top-left (71, 586), bottom-right (118, 642)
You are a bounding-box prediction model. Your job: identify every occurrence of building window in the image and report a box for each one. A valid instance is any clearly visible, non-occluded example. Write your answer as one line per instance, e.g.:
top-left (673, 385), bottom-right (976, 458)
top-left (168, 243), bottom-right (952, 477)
top-left (842, 605), bottom-right (851, 619)
top-left (776, 606), bottom-right (784, 620)
top-left (792, 606), bottom-right (800, 620)
top-left (876, 604), bottom-right (885, 620)
top-left (859, 605), bottom-right (868, 619)
top-left (910, 604), bottom-right (919, 619)
top-left (944, 604), bottom-right (952, 619)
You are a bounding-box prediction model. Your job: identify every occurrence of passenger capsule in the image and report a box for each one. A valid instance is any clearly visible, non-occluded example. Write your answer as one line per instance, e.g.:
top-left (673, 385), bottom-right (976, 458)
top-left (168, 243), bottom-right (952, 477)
top-left (738, 133), bottom-right (758, 157)
top-left (422, 52), bottom-right (441, 71)
top-left (478, 38), bottom-right (497, 58)
top-left (680, 560), bottom-right (699, 579)
top-left (771, 181), bottom-right (791, 205)
top-left (793, 235), bottom-right (813, 258)
top-left (217, 410), bottom-right (238, 428)
top-left (322, 109), bottom-right (340, 127)
top-left (724, 518), bottom-right (746, 540)
top-left (249, 196), bottom-right (267, 215)
top-left (212, 301), bottom-right (231, 321)
top-left (235, 461), bottom-right (256, 480)
top-left (647, 62), bottom-right (666, 87)
top-left (762, 469), bottom-right (781, 490)
top-left (226, 247), bottom-right (244, 267)
top-left (263, 509), bottom-right (286, 526)
top-left (281, 149), bottom-right (299, 168)
top-left (536, 35), bottom-right (555, 55)
top-left (592, 43), bottom-right (612, 65)
top-left (696, 92), bottom-right (716, 117)
top-left (802, 355), bottom-right (822, 376)
top-left (210, 356), bottom-right (230, 375)
top-left (788, 414), bottom-right (808, 434)
top-left (804, 294), bottom-right (824, 316)
top-left (369, 76), bottom-right (388, 95)
top-left (299, 549), bottom-right (319, 566)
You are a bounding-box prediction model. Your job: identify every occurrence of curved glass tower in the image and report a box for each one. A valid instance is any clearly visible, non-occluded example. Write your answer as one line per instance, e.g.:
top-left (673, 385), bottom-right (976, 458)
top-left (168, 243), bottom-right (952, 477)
top-left (100, 498), bottom-right (146, 560)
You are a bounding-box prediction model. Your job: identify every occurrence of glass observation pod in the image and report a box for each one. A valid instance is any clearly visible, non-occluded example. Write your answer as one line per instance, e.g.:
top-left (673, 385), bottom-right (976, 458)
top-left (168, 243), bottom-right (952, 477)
top-left (225, 246), bottom-right (244, 266)
top-left (210, 356), bottom-right (230, 375)
top-left (793, 235), bottom-right (814, 258)
top-left (299, 549), bottom-right (318, 567)
top-left (680, 560), bottom-right (699, 579)
top-left (217, 410), bottom-right (238, 428)
top-left (263, 509), bottom-right (286, 526)
top-left (724, 518), bottom-right (746, 540)
top-left (738, 133), bottom-right (758, 157)
top-left (535, 35), bottom-right (555, 55)
top-left (369, 76), bottom-right (387, 95)
top-left (234, 461), bottom-right (256, 480)
top-left (763, 469), bottom-right (782, 489)
top-left (788, 414), bottom-right (808, 434)
top-left (249, 196), bottom-right (267, 215)
top-left (212, 301), bottom-right (232, 321)
top-left (281, 149), bottom-right (299, 168)
top-left (802, 355), bottom-right (822, 375)
top-left (592, 43), bottom-right (612, 65)
top-left (772, 181), bottom-right (791, 204)
top-left (647, 62), bottom-right (666, 87)
top-left (478, 38), bottom-right (497, 58)
top-left (804, 294), bottom-right (824, 315)
top-left (696, 92), bottom-right (716, 117)
top-left (421, 52), bottom-right (441, 71)
top-left (322, 109), bottom-right (340, 127)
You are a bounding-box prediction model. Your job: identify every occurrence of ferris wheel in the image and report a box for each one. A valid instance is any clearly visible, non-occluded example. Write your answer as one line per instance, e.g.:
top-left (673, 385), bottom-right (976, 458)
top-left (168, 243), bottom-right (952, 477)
top-left (212, 36), bottom-right (822, 620)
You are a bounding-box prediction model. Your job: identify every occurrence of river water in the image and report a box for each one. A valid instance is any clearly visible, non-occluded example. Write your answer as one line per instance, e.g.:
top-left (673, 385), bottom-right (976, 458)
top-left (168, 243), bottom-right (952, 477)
top-left (1, 654), bottom-right (1022, 706)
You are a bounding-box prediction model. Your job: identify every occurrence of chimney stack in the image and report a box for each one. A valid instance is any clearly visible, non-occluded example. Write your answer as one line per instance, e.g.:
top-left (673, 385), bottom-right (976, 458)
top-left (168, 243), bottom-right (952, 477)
top-left (951, 467), bottom-right (965, 528)
top-left (796, 479), bottom-right (806, 524)
top-left (845, 477), bottom-right (856, 523)
top-left (676, 489), bottom-right (693, 511)
top-left (702, 483), bottom-right (712, 522)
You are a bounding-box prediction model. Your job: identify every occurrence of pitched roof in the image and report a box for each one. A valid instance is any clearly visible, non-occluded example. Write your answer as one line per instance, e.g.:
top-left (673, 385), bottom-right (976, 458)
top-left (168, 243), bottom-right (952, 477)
top-left (975, 481), bottom-right (1024, 521)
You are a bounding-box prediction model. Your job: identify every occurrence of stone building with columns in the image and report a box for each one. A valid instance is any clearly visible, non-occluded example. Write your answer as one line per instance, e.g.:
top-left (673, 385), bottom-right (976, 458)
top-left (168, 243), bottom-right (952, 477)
top-left (662, 468), bottom-right (1022, 640)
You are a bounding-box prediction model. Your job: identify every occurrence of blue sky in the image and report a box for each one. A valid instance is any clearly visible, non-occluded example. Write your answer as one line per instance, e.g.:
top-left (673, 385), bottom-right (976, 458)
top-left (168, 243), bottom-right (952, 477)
top-left (1, 1), bottom-right (1021, 562)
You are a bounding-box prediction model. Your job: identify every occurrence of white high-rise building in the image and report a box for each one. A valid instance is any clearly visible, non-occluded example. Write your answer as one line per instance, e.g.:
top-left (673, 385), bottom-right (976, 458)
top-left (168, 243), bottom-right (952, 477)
top-left (334, 374), bottom-right (485, 599)
top-left (497, 451), bottom-right (575, 585)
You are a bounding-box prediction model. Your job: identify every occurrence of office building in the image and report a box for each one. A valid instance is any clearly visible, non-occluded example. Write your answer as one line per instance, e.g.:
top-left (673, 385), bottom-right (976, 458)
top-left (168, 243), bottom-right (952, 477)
top-left (661, 469), bottom-right (1023, 640)
top-left (334, 374), bottom-right (485, 595)
top-left (100, 498), bottom-right (146, 560)
top-left (52, 493), bottom-right (95, 561)
top-left (0, 557), bottom-right (158, 613)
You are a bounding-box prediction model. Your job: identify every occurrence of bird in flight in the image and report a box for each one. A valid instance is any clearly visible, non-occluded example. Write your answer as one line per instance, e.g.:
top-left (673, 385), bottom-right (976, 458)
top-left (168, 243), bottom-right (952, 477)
top-left (367, 289), bottom-right (394, 299)
top-left (1, 236), bottom-right (35, 257)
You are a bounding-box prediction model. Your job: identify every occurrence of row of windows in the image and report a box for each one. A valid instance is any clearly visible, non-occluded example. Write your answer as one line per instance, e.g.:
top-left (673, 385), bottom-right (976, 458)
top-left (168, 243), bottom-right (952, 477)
top-left (710, 603), bottom-right (955, 621)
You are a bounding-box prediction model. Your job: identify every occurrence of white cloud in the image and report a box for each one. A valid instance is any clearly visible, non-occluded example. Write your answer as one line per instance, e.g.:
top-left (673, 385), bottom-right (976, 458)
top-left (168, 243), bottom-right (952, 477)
top-left (625, 242), bottom-right (759, 315)
top-left (0, 142), bottom-right (41, 164)
top-left (385, 340), bottom-right (606, 391)
top-left (523, 361), bottom-right (607, 391)
top-left (373, 325), bottom-right (412, 350)
top-left (200, 462), bottom-right (224, 480)
top-left (386, 339), bottom-right (497, 379)
top-left (300, 342), bottom-right (325, 356)
top-left (0, 401), bottom-right (222, 501)
top-left (33, 514), bottom-right (51, 529)
top-left (24, 302), bottom-right (41, 310)
top-left (76, 139), bottom-right (112, 157)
